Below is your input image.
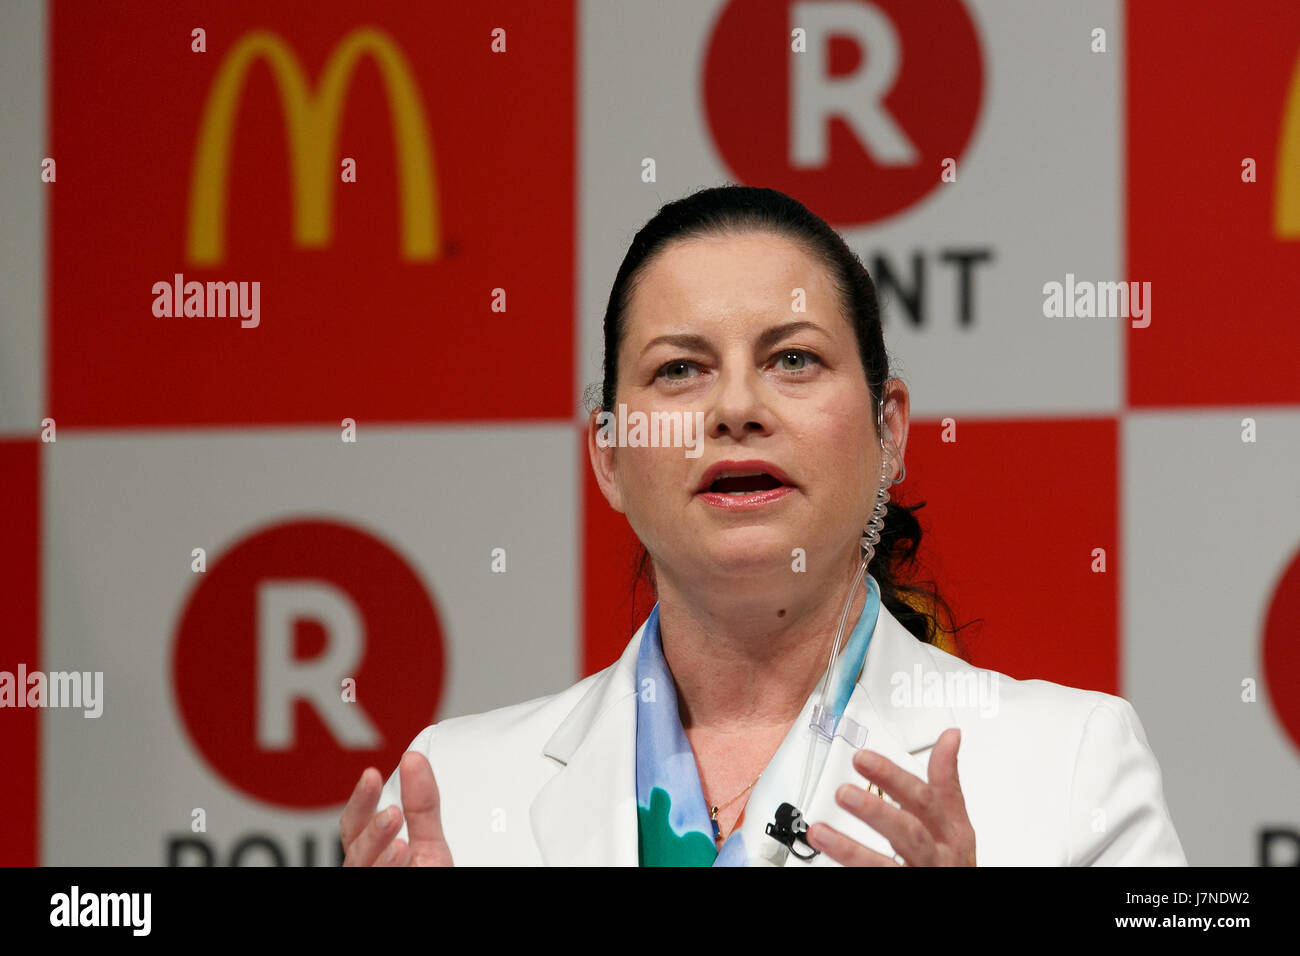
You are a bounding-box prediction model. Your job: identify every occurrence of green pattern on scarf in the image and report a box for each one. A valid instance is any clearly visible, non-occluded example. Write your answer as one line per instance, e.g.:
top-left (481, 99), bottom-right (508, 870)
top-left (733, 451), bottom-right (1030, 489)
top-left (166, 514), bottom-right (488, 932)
top-left (637, 786), bottom-right (718, 867)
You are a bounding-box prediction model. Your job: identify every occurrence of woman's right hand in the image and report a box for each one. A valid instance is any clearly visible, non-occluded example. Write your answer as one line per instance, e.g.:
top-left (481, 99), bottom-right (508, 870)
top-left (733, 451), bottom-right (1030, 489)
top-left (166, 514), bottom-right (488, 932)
top-left (340, 751), bottom-right (455, 866)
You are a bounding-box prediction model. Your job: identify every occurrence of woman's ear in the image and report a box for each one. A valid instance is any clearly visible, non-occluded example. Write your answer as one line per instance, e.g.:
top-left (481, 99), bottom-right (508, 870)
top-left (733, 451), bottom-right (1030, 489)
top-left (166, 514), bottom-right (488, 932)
top-left (587, 407), bottom-right (626, 514)
top-left (882, 379), bottom-right (910, 481)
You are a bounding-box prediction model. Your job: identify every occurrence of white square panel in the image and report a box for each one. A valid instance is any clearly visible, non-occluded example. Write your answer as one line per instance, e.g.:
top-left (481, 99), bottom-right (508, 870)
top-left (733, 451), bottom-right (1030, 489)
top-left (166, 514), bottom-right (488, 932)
top-left (0, 0), bottom-right (47, 435)
top-left (579, 0), bottom-right (1123, 419)
top-left (1123, 410), bottom-right (1300, 865)
top-left (40, 424), bottom-right (578, 864)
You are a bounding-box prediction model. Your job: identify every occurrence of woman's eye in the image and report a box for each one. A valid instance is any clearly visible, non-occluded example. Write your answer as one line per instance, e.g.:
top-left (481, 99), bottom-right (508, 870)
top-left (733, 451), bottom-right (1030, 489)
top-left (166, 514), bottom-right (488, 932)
top-left (657, 360), bottom-right (698, 382)
top-left (655, 351), bottom-right (818, 382)
top-left (773, 349), bottom-right (819, 372)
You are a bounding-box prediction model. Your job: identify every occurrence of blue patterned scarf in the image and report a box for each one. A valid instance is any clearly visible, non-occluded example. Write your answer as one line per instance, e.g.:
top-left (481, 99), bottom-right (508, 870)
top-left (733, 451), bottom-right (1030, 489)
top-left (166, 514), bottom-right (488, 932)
top-left (635, 575), bottom-right (881, 866)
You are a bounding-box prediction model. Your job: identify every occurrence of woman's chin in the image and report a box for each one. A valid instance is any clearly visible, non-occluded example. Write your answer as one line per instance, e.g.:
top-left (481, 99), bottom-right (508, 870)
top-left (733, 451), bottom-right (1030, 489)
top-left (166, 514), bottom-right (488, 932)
top-left (691, 535), bottom-right (794, 576)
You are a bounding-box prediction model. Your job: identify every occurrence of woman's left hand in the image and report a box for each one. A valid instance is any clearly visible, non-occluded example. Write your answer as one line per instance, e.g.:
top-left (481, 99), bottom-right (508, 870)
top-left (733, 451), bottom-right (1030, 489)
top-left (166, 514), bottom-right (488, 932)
top-left (805, 727), bottom-right (976, 866)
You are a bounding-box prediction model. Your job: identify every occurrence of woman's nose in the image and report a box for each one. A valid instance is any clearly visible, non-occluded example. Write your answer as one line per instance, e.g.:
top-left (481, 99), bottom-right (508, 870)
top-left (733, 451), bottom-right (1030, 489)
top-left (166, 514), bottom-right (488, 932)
top-left (705, 368), bottom-right (771, 439)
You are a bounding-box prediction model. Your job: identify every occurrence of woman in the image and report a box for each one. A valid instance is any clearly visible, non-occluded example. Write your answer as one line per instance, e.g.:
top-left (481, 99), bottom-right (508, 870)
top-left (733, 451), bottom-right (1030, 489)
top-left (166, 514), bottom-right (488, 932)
top-left (340, 185), bottom-right (1187, 866)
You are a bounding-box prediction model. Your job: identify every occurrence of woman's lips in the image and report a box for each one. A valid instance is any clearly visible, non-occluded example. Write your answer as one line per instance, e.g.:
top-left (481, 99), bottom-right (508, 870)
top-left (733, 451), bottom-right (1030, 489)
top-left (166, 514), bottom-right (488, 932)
top-left (696, 460), bottom-right (796, 492)
top-left (695, 485), bottom-right (795, 510)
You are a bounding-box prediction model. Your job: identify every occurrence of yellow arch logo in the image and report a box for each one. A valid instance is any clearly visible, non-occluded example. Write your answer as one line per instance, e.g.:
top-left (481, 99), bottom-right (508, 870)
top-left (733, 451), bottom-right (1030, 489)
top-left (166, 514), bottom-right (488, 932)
top-left (1277, 49), bottom-right (1300, 237)
top-left (187, 27), bottom-right (440, 265)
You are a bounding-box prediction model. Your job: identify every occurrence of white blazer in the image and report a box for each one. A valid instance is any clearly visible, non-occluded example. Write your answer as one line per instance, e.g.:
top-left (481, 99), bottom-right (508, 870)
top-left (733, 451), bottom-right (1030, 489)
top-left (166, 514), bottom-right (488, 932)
top-left (378, 601), bottom-right (1187, 866)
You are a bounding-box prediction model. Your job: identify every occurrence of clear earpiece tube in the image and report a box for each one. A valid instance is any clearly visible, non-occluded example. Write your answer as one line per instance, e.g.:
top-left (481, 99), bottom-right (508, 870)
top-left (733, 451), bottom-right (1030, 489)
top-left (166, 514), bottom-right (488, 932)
top-left (792, 403), bottom-right (896, 814)
top-left (812, 457), bottom-right (890, 734)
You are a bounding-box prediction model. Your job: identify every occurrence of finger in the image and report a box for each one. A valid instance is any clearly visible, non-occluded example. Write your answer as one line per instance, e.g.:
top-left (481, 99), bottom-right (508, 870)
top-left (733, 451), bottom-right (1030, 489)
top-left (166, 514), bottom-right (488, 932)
top-left (341, 804), bottom-right (403, 867)
top-left (927, 728), bottom-right (963, 792)
top-left (851, 748), bottom-right (932, 822)
top-left (852, 745), bottom-right (961, 840)
top-left (926, 728), bottom-right (973, 839)
top-left (375, 837), bottom-right (410, 868)
top-left (927, 729), bottom-right (976, 864)
top-left (805, 822), bottom-right (900, 867)
top-left (834, 783), bottom-right (938, 867)
top-left (339, 768), bottom-right (383, 848)
top-left (399, 751), bottom-right (451, 864)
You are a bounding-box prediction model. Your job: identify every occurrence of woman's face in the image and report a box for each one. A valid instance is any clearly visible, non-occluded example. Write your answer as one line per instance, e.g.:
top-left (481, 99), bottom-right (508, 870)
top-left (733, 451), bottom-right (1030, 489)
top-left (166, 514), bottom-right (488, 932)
top-left (589, 231), bottom-right (908, 595)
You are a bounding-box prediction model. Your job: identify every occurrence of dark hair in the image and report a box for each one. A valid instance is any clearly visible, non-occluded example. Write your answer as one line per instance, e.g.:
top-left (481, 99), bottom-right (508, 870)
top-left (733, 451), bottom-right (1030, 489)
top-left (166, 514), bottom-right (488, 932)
top-left (585, 184), bottom-right (976, 655)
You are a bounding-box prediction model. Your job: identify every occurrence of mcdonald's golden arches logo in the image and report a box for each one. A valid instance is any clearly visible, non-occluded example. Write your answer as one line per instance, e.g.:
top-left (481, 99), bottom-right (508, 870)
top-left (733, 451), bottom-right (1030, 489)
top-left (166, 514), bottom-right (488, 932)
top-left (1277, 47), bottom-right (1300, 238)
top-left (187, 27), bottom-right (441, 265)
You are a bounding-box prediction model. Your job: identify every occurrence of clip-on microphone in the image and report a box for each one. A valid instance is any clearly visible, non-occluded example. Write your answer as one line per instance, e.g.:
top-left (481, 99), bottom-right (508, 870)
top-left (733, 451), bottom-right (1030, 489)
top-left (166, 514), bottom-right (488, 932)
top-left (765, 802), bottom-right (820, 861)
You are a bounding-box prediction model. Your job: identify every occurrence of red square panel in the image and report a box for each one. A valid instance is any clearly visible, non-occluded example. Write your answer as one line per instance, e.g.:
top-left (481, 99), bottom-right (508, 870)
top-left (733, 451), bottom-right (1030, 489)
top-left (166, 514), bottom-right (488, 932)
top-left (582, 430), bottom-right (658, 675)
top-left (905, 418), bottom-right (1120, 694)
top-left (1128, 0), bottom-right (1300, 407)
top-left (0, 441), bottom-right (40, 865)
top-left (50, 0), bottom-right (574, 426)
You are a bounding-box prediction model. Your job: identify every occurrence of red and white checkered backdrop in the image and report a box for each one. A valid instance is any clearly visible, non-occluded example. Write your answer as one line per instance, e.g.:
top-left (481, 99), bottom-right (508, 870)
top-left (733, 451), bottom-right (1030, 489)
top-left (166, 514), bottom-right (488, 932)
top-left (1, 0), bottom-right (1297, 866)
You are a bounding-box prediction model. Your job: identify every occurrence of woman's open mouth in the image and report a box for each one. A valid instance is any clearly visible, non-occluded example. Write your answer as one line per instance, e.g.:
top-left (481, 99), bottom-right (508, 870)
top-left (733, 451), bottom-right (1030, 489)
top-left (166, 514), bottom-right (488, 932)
top-left (695, 467), bottom-right (795, 510)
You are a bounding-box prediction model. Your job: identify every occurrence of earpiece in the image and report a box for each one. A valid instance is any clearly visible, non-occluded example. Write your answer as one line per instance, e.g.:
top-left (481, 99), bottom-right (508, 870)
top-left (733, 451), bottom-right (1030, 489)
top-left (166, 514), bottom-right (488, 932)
top-left (878, 427), bottom-right (905, 485)
top-left (875, 399), bottom-right (904, 484)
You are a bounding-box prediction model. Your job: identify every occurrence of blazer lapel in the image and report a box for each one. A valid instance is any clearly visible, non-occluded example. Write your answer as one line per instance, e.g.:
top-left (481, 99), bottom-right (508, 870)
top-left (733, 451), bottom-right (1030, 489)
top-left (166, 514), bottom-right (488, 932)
top-left (529, 602), bottom-right (956, 866)
top-left (796, 604), bottom-right (957, 866)
top-left (529, 622), bottom-right (644, 866)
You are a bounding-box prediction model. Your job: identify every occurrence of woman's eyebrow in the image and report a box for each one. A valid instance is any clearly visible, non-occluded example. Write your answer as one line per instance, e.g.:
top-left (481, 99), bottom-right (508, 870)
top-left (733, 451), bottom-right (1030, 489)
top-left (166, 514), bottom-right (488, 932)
top-left (754, 320), bottom-right (829, 351)
top-left (640, 321), bottom-right (829, 357)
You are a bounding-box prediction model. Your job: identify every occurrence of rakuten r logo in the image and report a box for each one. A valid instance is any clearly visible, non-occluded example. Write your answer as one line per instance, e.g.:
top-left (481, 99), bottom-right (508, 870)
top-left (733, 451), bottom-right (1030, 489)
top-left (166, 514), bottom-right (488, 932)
top-left (172, 519), bottom-right (444, 808)
top-left (704, 0), bottom-right (984, 225)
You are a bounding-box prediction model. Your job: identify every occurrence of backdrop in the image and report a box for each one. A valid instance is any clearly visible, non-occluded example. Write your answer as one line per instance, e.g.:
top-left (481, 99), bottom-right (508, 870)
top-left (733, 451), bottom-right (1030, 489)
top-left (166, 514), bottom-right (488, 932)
top-left (1, 0), bottom-right (1297, 866)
